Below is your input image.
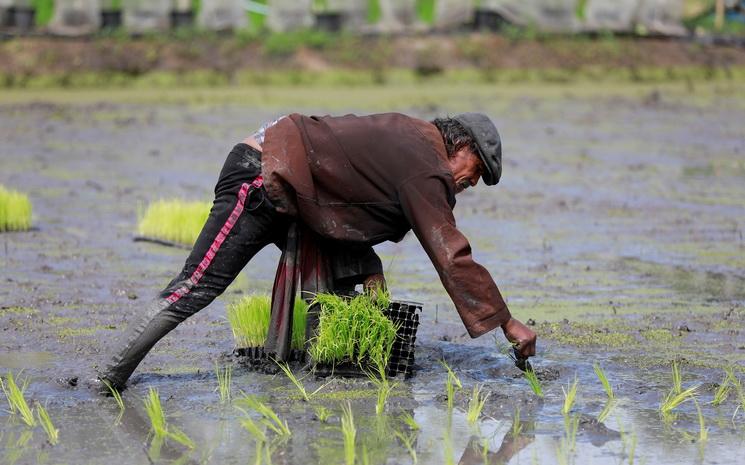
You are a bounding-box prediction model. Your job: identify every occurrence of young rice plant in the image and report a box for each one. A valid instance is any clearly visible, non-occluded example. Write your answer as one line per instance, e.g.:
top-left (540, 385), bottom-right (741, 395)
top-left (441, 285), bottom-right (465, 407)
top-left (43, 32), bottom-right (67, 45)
top-left (340, 401), bottom-right (357, 465)
top-left (562, 376), bottom-right (579, 415)
top-left (440, 360), bottom-right (462, 411)
top-left (237, 395), bottom-right (291, 437)
top-left (0, 185), bottom-right (32, 232)
top-left (227, 295), bottom-right (307, 350)
top-left (712, 368), bottom-right (734, 406)
top-left (215, 364), bottom-right (232, 404)
top-left (366, 362), bottom-right (397, 416)
top-left (466, 384), bottom-right (490, 425)
top-left (143, 388), bottom-right (195, 449)
top-left (1, 372), bottom-right (35, 426)
top-left (275, 360), bottom-right (327, 402)
top-left (137, 199), bottom-right (211, 246)
top-left (36, 402), bottom-right (59, 445)
top-left (309, 292), bottom-right (398, 369)
top-left (524, 367), bottom-right (544, 398)
top-left (593, 363), bottom-right (614, 399)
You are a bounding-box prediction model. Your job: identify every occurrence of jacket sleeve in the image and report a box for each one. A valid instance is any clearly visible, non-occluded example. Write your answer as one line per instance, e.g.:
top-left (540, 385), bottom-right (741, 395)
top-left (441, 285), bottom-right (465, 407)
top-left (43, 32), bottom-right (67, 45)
top-left (398, 175), bottom-right (511, 337)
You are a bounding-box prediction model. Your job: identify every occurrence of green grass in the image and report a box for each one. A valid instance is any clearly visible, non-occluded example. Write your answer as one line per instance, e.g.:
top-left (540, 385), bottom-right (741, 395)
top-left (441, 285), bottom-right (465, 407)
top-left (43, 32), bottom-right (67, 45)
top-left (35, 402), bottom-right (59, 445)
top-left (137, 199), bottom-right (211, 246)
top-left (415, 0), bottom-right (436, 25)
top-left (236, 395), bottom-right (291, 437)
top-left (0, 185), bottom-right (32, 232)
top-left (524, 368), bottom-right (544, 398)
top-left (309, 292), bottom-right (397, 369)
top-left (466, 384), bottom-right (490, 425)
top-left (340, 402), bottom-right (356, 465)
top-left (1, 372), bottom-right (35, 427)
top-left (227, 295), bottom-right (307, 350)
top-left (562, 377), bottom-right (579, 415)
top-left (215, 364), bottom-right (232, 404)
top-left (593, 363), bottom-right (614, 399)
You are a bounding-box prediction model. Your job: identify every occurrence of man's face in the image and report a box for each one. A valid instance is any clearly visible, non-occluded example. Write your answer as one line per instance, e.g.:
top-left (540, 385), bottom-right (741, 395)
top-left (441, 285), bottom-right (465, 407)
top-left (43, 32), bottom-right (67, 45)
top-left (448, 146), bottom-right (484, 194)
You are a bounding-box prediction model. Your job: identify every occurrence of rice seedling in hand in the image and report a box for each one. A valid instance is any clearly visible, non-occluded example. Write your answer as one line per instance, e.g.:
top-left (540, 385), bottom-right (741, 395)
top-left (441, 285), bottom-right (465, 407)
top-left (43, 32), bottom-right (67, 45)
top-left (340, 402), bottom-right (357, 465)
top-left (309, 292), bottom-right (398, 369)
top-left (523, 367), bottom-right (544, 398)
top-left (215, 364), bottom-right (232, 404)
top-left (0, 185), bottom-right (32, 232)
top-left (35, 403), bottom-right (58, 445)
top-left (137, 199), bottom-right (211, 246)
top-left (275, 361), bottom-right (327, 402)
top-left (466, 384), bottom-right (490, 425)
top-left (1, 372), bottom-right (35, 427)
top-left (237, 395), bottom-right (291, 437)
top-left (562, 376), bottom-right (579, 415)
top-left (593, 363), bottom-right (614, 399)
top-left (394, 429), bottom-right (418, 463)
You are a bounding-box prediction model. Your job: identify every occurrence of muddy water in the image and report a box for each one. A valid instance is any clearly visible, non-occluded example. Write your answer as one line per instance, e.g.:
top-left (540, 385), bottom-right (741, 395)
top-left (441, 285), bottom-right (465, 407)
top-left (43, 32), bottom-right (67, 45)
top-left (1, 84), bottom-right (744, 464)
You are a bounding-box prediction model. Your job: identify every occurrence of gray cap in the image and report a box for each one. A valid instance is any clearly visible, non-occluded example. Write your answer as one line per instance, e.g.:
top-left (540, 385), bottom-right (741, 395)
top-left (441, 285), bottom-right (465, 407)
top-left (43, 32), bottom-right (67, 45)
top-left (452, 112), bottom-right (502, 186)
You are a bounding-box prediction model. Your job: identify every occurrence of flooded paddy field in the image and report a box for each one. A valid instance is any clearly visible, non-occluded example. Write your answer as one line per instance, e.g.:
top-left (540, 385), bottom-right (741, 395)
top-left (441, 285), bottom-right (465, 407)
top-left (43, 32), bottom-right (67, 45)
top-left (1, 81), bottom-right (744, 464)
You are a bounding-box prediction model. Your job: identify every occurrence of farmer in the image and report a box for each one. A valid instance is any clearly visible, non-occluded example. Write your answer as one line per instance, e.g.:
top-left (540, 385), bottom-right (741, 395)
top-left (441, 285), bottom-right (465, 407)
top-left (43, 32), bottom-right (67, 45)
top-left (97, 112), bottom-right (537, 391)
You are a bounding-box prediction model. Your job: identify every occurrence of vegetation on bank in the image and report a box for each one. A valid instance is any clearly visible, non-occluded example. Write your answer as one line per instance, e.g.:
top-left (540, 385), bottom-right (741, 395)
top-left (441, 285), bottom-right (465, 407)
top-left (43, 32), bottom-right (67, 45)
top-left (137, 199), bottom-right (211, 246)
top-left (0, 184), bottom-right (32, 232)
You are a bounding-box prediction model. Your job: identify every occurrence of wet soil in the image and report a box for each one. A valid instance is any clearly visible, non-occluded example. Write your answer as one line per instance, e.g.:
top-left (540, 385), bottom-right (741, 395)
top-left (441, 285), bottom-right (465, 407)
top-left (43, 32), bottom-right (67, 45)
top-left (1, 82), bottom-right (744, 464)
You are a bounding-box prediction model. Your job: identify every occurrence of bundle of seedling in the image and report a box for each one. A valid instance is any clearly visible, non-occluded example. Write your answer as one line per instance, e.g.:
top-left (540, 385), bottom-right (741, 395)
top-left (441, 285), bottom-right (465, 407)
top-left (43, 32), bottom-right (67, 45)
top-left (135, 199), bottom-right (211, 247)
top-left (228, 292), bottom-right (421, 377)
top-left (0, 184), bottom-right (32, 232)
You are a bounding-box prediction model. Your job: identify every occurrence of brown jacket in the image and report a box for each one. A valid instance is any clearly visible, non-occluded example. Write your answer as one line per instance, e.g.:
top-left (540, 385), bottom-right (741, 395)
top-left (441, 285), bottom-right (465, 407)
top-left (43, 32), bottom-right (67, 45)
top-left (263, 113), bottom-right (510, 337)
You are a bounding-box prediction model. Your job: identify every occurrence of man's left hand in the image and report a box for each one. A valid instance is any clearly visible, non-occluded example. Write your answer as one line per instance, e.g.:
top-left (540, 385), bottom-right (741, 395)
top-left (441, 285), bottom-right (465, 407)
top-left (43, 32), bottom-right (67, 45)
top-left (501, 317), bottom-right (537, 359)
top-left (363, 273), bottom-right (386, 293)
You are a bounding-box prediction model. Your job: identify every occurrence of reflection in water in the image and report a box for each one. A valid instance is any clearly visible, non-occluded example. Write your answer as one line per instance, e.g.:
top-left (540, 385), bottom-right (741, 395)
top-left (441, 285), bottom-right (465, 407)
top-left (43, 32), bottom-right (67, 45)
top-left (457, 417), bottom-right (536, 465)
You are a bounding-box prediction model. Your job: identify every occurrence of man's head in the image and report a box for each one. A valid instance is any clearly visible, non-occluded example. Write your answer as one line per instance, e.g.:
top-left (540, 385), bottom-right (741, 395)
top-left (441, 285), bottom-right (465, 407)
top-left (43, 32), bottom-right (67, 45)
top-left (432, 113), bottom-right (502, 194)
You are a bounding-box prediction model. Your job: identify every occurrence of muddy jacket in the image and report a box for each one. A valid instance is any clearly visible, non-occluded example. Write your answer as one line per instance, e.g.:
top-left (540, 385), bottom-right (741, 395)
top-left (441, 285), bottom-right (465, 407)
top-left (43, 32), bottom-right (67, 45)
top-left (263, 113), bottom-right (511, 337)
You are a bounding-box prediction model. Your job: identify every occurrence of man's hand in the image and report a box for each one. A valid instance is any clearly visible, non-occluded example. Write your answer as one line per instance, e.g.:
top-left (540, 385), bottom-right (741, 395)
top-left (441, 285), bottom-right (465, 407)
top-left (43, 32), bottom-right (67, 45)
top-left (501, 317), bottom-right (537, 359)
top-left (363, 273), bottom-right (386, 293)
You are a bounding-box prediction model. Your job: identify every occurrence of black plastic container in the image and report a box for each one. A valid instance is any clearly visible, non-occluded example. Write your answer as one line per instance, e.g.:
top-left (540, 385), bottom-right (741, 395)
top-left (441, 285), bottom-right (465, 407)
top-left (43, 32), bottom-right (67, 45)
top-left (13, 6), bottom-right (35, 32)
top-left (234, 347), bottom-right (306, 365)
top-left (314, 12), bottom-right (342, 32)
top-left (170, 10), bottom-right (194, 29)
top-left (473, 9), bottom-right (506, 31)
top-left (314, 300), bottom-right (422, 378)
top-left (100, 10), bottom-right (122, 29)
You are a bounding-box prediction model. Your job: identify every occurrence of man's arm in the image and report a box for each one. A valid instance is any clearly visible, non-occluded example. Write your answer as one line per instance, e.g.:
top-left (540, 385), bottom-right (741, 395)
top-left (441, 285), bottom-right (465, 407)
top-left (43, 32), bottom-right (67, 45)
top-left (398, 175), bottom-right (535, 357)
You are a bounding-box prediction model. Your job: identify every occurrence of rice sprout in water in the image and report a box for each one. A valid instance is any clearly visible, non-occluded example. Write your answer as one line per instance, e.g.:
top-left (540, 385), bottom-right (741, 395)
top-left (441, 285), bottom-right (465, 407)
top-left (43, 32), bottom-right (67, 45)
top-left (1, 372), bottom-right (35, 427)
top-left (0, 184), bottom-right (32, 232)
top-left (562, 376), bottom-right (579, 415)
top-left (215, 364), bottom-right (232, 404)
top-left (441, 360), bottom-right (462, 411)
top-left (523, 367), bottom-right (544, 398)
top-left (340, 402), bottom-right (356, 465)
top-left (143, 388), bottom-right (195, 449)
top-left (276, 360), bottom-right (327, 402)
top-left (36, 402), bottom-right (59, 445)
top-left (593, 363), bottom-right (614, 399)
top-left (237, 395), bottom-right (291, 437)
top-left (466, 384), bottom-right (490, 425)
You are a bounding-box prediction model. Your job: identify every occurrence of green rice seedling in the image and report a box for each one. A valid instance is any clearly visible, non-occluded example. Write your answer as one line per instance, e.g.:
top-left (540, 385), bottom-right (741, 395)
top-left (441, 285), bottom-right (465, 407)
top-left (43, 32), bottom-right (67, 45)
top-left (168, 426), bottom-right (196, 449)
top-left (711, 368), bottom-right (734, 406)
top-left (597, 399), bottom-right (616, 423)
top-left (340, 402), bottom-right (356, 465)
top-left (394, 430), bottom-right (417, 463)
top-left (137, 199), bottom-right (211, 246)
top-left (593, 363), bottom-right (614, 399)
top-left (240, 415), bottom-right (268, 443)
top-left (440, 361), bottom-right (462, 411)
top-left (617, 422), bottom-right (637, 465)
top-left (215, 364), bottom-right (232, 404)
top-left (523, 367), bottom-right (544, 398)
top-left (399, 410), bottom-right (420, 430)
top-left (562, 376), bottom-right (579, 415)
top-left (557, 414), bottom-right (579, 463)
top-left (102, 379), bottom-right (125, 420)
top-left (660, 385), bottom-right (698, 416)
top-left (366, 362), bottom-right (397, 415)
top-left (466, 384), bottom-right (490, 425)
top-left (671, 360), bottom-right (682, 394)
top-left (510, 406), bottom-right (522, 438)
top-left (0, 185), bottom-right (32, 232)
top-left (313, 405), bottom-right (331, 423)
top-left (1, 372), bottom-right (35, 427)
top-left (309, 292), bottom-right (398, 369)
top-left (144, 388), bottom-right (168, 437)
top-left (237, 395), bottom-right (291, 437)
top-left (227, 296), bottom-right (307, 350)
top-left (275, 361), bottom-right (327, 402)
top-left (35, 403), bottom-right (58, 445)
top-left (732, 375), bottom-right (745, 422)
top-left (693, 399), bottom-right (708, 443)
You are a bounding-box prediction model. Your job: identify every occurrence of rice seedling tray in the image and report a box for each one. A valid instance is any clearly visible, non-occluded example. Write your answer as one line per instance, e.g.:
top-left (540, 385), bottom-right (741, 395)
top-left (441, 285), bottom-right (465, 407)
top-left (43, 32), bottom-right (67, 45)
top-left (234, 347), bottom-right (307, 365)
top-left (314, 300), bottom-right (422, 379)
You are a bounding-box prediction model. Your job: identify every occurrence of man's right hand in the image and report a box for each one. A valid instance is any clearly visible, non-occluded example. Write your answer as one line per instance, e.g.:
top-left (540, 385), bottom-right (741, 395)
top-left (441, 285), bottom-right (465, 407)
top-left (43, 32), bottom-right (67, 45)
top-left (501, 317), bottom-right (537, 359)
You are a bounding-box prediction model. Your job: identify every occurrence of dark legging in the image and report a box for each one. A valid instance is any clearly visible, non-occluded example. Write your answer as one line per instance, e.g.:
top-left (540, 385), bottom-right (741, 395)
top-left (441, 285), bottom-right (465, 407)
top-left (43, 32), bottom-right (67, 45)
top-left (100, 143), bottom-right (290, 388)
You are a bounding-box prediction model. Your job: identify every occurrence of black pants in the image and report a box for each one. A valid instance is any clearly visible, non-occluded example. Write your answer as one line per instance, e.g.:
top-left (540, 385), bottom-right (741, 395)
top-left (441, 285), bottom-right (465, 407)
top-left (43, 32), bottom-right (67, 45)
top-left (101, 144), bottom-right (290, 388)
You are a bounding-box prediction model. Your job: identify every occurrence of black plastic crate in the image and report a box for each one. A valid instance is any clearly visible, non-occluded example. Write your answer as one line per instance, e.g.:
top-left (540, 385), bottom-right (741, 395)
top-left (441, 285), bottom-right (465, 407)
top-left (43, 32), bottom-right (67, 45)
top-left (314, 300), bottom-right (422, 379)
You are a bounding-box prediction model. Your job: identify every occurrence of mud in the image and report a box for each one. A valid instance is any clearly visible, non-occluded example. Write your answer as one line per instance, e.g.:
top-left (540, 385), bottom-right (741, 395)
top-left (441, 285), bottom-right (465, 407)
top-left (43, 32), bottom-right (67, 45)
top-left (1, 82), bottom-right (744, 464)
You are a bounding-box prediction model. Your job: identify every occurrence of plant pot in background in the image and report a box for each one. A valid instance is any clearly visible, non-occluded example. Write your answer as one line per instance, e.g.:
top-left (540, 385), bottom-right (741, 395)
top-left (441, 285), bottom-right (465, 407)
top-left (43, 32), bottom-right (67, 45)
top-left (314, 12), bottom-right (342, 32)
top-left (100, 10), bottom-right (122, 29)
top-left (170, 9), bottom-right (193, 28)
top-left (473, 8), bottom-right (506, 32)
top-left (13, 6), bottom-right (35, 32)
